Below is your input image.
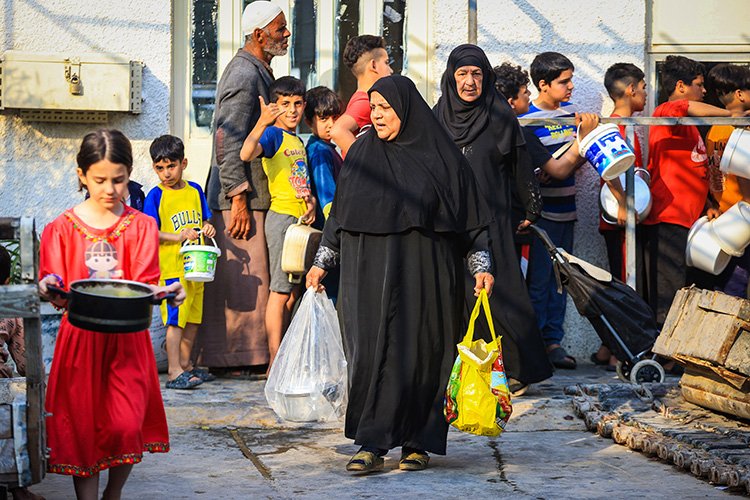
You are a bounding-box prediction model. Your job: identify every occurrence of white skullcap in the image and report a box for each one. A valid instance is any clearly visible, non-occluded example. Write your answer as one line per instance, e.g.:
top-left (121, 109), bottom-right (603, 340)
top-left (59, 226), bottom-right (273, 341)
top-left (242, 1), bottom-right (283, 37)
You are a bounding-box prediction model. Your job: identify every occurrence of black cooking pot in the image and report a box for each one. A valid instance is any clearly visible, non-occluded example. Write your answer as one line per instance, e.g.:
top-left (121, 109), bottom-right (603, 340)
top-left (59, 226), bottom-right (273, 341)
top-left (48, 279), bottom-right (175, 333)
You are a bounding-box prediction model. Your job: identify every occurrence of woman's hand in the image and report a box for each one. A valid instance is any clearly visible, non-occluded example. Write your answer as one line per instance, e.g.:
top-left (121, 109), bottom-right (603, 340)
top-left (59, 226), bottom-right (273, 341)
top-left (305, 266), bottom-right (328, 292)
top-left (151, 282), bottom-right (186, 308)
top-left (474, 272), bottom-right (495, 298)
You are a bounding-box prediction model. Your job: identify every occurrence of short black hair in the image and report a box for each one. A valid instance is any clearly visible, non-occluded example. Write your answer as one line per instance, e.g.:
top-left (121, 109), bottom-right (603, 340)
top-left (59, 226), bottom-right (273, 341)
top-left (493, 63), bottom-right (530, 99)
top-left (604, 63), bottom-right (645, 100)
top-left (530, 52), bottom-right (574, 90)
top-left (268, 76), bottom-right (306, 103)
top-left (0, 246), bottom-right (11, 285)
top-left (150, 135), bottom-right (185, 163)
top-left (343, 35), bottom-right (386, 72)
top-left (660, 55), bottom-right (704, 96)
top-left (707, 63), bottom-right (750, 105)
top-left (303, 86), bottom-right (343, 122)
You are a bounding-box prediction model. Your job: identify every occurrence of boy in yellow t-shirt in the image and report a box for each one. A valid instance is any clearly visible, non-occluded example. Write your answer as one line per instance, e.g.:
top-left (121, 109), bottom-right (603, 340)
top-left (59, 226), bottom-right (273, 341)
top-left (705, 63), bottom-right (750, 297)
top-left (144, 135), bottom-right (216, 389)
top-left (240, 76), bottom-right (316, 369)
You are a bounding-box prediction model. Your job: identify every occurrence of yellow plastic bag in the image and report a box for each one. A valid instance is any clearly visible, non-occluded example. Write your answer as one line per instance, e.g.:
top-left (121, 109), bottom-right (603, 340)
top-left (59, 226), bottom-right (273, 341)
top-left (444, 289), bottom-right (512, 436)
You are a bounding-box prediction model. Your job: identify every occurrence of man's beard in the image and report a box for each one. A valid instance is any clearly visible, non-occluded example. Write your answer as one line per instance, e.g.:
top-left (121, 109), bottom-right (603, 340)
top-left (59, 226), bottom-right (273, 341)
top-left (263, 33), bottom-right (288, 57)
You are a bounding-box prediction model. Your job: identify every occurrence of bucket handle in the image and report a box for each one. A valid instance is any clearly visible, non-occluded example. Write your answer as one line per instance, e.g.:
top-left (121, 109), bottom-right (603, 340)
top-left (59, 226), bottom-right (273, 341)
top-left (180, 229), bottom-right (218, 249)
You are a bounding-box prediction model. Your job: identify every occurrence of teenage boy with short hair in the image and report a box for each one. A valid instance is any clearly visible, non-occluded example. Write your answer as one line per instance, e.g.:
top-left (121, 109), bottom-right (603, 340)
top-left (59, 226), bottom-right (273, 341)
top-left (520, 52), bottom-right (580, 370)
top-left (643, 55), bottom-right (737, 325)
top-left (331, 35), bottom-right (393, 156)
top-left (240, 76), bottom-right (316, 369)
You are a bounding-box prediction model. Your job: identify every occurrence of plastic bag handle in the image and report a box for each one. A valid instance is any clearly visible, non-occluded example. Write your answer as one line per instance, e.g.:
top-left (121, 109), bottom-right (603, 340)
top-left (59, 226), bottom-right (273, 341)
top-left (461, 289), bottom-right (496, 345)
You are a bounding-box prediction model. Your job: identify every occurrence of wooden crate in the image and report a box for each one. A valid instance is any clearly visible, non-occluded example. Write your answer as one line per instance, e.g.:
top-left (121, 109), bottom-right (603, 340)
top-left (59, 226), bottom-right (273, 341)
top-left (0, 218), bottom-right (45, 487)
top-left (654, 287), bottom-right (750, 419)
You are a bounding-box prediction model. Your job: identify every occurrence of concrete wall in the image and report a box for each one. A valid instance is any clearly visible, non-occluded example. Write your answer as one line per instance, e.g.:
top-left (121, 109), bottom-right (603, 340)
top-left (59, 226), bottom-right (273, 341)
top-left (0, 0), bottom-right (172, 227)
top-left (431, 0), bottom-right (647, 361)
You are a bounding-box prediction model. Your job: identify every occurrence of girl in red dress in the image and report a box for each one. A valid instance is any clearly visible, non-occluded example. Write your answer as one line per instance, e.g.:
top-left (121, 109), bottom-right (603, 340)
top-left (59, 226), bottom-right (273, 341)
top-left (38, 130), bottom-right (185, 500)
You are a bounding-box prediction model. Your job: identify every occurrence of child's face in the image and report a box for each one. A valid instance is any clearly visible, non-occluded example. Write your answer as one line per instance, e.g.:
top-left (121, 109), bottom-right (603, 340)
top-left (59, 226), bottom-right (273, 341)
top-left (679, 75), bottom-right (706, 101)
top-left (274, 95), bottom-right (305, 131)
top-left (153, 158), bottom-right (187, 189)
top-left (509, 84), bottom-right (532, 115)
top-left (543, 69), bottom-right (574, 103)
top-left (631, 80), bottom-right (648, 112)
top-left (310, 115), bottom-right (338, 141)
top-left (78, 159), bottom-right (130, 211)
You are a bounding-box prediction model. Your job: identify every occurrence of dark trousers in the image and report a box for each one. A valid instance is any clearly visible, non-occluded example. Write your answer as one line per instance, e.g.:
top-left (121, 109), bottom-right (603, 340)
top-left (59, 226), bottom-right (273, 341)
top-left (642, 223), bottom-right (688, 326)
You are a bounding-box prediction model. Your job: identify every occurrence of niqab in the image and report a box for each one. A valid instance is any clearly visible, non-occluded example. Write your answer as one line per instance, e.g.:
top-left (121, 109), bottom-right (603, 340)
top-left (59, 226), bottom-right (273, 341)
top-left (332, 74), bottom-right (490, 234)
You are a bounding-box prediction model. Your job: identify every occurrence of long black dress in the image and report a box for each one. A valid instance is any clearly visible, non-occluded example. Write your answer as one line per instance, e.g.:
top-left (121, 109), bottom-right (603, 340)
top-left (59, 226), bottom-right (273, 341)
top-left (435, 45), bottom-right (553, 385)
top-left (314, 75), bottom-right (492, 455)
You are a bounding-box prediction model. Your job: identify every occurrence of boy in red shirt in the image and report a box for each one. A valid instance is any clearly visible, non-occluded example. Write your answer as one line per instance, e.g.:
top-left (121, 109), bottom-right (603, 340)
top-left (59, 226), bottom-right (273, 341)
top-left (331, 35), bottom-right (392, 156)
top-left (643, 55), bottom-right (733, 325)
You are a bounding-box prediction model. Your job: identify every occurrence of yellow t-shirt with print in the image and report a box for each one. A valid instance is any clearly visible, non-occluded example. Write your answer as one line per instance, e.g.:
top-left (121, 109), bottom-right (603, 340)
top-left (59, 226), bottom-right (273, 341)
top-left (143, 181), bottom-right (212, 279)
top-left (258, 126), bottom-right (311, 218)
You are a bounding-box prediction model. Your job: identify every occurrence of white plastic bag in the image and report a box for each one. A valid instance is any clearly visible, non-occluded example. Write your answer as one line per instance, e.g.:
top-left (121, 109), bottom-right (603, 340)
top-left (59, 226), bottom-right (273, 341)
top-left (264, 288), bottom-right (348, 422)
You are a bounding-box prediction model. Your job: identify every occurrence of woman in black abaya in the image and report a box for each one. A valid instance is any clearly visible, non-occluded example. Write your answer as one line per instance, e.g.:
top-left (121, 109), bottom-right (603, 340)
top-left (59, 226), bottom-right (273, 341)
top-left (435, 44), bottom-right (553, 391)
top-left (306, 75), bottom-right (494, 474)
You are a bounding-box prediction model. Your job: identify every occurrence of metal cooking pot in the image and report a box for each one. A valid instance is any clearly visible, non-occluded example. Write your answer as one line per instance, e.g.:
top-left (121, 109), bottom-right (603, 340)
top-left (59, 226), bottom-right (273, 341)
top-left (48, 279), bottom-right (174, 333)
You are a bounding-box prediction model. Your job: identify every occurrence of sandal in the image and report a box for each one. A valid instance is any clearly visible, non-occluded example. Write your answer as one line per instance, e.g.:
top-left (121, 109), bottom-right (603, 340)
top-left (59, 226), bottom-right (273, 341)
top-left (399, 450), bottom-right (429, 471)
top-left (548, 346), bottom-right (577, 370)
top-left (190, 367), bottom-right (216, 382)
top-left (590, 352), bottom-right (609, 366)
top-left (165, 371), bottom-right (203, 390)
top-left (508, 378), bottom-right (529, 397)
top-left (346, 451), bottom-right (384, 474)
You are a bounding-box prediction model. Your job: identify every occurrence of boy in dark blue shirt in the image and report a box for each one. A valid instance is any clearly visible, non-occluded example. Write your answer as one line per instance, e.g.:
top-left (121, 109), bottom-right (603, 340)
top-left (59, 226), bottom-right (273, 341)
top-left (304, 86), bottom-right (343, 301)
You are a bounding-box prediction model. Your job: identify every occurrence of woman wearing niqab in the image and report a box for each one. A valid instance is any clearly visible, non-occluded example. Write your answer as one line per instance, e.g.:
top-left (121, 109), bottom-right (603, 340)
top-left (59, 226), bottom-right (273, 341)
top-left (435, 44), bottom-right (553, 389)
top-left (307, 74), bottom-right (494, 473)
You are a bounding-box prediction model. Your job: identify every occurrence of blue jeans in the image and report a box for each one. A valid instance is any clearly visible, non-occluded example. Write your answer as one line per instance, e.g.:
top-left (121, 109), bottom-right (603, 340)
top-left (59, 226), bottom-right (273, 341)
top-left (528, 219), bottom-right (575, 347)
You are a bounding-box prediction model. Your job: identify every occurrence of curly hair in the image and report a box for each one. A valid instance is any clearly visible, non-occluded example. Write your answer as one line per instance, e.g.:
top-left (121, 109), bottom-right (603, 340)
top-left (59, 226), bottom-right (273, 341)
top-left (343, 35), bottom-right (385, 73)
top-left (660, 55), bottom-right (704, 96)
top-left (493, 63), bottom-right (530, 99)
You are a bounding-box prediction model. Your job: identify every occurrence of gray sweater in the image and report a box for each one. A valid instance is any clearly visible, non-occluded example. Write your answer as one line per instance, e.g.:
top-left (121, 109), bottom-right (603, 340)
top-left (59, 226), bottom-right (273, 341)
top-left (206, 49), bottom-right (274, 211)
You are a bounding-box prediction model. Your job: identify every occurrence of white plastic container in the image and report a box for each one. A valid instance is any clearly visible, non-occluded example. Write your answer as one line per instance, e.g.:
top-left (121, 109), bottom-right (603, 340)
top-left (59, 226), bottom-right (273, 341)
top-left (719, 128), bottom-right (750, 179)
top-left (179, 235), bottom-right (221, 282)
top-left (578, 123), bottom-right (636, 181)
top-left (599, 173), bottom-right (652, 224)
top-left (708, 201), bottom-right (750, 257)
top-left (685, 216), bottom-right (732, 275)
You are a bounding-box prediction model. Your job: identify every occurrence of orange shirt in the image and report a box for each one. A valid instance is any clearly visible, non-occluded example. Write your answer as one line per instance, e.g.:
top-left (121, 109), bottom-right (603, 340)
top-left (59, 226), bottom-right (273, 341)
top-left (706, 125), bottom-right (742, 213)
top-left (644, 99), bottom-right (708, 228)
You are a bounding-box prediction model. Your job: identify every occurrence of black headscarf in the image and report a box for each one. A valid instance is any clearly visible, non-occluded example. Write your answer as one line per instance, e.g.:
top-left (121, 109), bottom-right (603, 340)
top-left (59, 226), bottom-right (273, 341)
top-left (434, 44), bottom-right (522, 155)
top-left (331, 74), bottom-right (490, 235)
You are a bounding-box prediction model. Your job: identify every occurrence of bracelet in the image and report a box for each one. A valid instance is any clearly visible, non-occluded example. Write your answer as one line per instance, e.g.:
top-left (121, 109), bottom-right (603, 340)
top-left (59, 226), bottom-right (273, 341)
top-left (43, 273), bottom-right (64, 287)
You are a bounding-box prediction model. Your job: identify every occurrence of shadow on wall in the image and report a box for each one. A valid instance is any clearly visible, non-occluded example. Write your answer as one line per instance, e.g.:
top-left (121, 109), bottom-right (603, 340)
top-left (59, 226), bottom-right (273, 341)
top-left (0, 0), bottom-right (170, 225)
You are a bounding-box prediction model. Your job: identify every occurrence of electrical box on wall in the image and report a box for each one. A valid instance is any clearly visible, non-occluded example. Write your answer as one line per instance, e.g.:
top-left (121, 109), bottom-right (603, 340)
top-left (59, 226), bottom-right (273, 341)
top-left (0, 51), bottom-right (143, 117)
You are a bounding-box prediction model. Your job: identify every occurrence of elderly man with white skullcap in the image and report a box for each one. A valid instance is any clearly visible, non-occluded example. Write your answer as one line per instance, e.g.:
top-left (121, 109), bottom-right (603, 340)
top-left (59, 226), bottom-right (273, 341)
top-left (201, 1), bottom-right (290, 376)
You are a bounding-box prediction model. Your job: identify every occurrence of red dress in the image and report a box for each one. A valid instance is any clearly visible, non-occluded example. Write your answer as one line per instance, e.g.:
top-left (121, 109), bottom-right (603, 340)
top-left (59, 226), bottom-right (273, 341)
top-left (39, 206), bottom-right (169, 477)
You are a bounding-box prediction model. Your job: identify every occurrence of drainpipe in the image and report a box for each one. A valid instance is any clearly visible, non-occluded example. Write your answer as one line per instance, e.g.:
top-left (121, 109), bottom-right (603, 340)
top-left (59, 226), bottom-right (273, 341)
top-left (468, 0), bottom-right (477, 44)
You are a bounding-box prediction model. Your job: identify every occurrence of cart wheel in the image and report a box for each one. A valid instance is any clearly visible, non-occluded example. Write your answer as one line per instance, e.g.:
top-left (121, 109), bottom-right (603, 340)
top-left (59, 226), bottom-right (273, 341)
top-left (615, 361), bottom-right (631, 383)
top-left (629, 359), bottom-right (666, 384)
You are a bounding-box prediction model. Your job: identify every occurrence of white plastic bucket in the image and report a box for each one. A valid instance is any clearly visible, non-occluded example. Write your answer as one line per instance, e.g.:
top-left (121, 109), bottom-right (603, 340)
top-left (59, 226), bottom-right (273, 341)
top-left (685, 216), bottom-right (732, 275)
top-left (179, 235), bottom-right (221, 282)
top-left (599, 173), bottom-right (652, 224)
top-left (719, 128), bottom-right (750, 179)
top-left (579, 123), bottom-right (636, 181)
top-left (708, 201), bottom-right (750, 257)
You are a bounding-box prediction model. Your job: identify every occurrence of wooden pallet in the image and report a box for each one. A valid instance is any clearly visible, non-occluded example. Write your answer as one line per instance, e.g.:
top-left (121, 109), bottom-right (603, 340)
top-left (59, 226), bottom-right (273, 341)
top-left (654, 287), bottom-right (750, 419)
top-left (0, 218), bottom-right (46, 487)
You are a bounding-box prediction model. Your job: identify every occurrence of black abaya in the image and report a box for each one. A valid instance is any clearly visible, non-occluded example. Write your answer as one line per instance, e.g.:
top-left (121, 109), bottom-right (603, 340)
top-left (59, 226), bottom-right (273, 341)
top-left (435, 45), bottom-right (553, 385)
top-left (314, 75), bottom-right (493, 455)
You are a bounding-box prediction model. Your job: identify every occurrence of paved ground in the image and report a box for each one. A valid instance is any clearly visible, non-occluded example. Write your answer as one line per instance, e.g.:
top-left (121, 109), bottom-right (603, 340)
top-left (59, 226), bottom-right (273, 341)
top-left (29, 366), bottom-right (732, 499)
